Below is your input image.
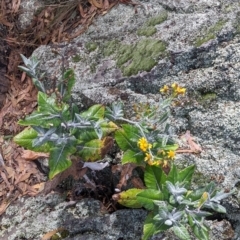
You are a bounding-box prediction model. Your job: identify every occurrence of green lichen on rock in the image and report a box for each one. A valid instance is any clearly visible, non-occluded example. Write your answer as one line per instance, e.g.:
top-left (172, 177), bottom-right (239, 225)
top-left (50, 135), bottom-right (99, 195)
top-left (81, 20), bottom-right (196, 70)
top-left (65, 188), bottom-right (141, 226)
top-left (194, 19), bottom-right (227, 47)
top-left (85, 42), bottom-right (98, 52)
top-left (136, 12), bottom-right (168, 37)
top-left (137, 26), bottom-right (157, 37)
top-left (72, 54), bottom-right (82, 63)
top-left (199, 92), bottom-right (217, 105)
top-left (146, 11), bottom-right (168, 26)
top-left (103, 40), bottom-right (120, 57)
top-left (90, 63), bottom-right (97, 73)
top-left (233, 12), bottom-right (240, 35)
top-left (101, 38), bottom-right (167, 76)
top-left (116, 38), bottom-right (167, 76)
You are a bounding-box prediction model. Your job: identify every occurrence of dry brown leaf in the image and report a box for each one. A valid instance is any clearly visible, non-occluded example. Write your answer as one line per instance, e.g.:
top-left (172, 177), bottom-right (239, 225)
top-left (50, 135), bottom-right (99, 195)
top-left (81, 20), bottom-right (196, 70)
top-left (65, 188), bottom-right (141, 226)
top-left (30, 182), bottom-right (45, 192)
top-left (103, 0), bottom-right (110, 10)
top-left (12, 0), bottom-right (21, 13)
top-left (0, 201), bottom-right (12, 216)
top-left (4, 166), bottom-right (15, 182)
top-left (131, 177), bottom-right (145, 189)
top-left (78, 4), bottom-right (87, 18)
top-left (22, 150), bottom-right (49, 160)
top-left (113, 163), bottom-right (137, 191)
top-left (41, 228), bottom-right (66, 240)
top-left (89, 0), bottom-right (103, 9)
top-left (15, 169), bottom-right (39, 184)
top-left (0, 171), bottom-right (11, 190)
top-left (177, 130), bottom-right (202, 154)
top-left (17, 182), bottom-right (28, 194)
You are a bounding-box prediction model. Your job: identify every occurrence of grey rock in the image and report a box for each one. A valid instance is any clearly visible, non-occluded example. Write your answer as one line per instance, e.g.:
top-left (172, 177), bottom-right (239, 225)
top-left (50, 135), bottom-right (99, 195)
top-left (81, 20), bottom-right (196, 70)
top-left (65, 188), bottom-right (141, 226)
top-left (0, 194), bottom-right (146, 240)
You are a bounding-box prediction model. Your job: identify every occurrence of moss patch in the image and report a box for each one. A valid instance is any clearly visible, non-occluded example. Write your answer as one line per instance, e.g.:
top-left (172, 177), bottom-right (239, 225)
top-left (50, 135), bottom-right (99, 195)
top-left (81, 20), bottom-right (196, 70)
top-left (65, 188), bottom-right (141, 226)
top-left (146, 11), bottom-right (168, 26)
top-left (233, 12), bottom-right (240, 35)
top-left (103, 40), bottom-right (120, 57)
top-left (116, 39), bottom-right (167, 76)
top-left (194, 19), bottom-right (227, 47)
top-left (85, 42), bottom-right (98, 52)
top-left (136, 12), bottom-right (168, 37)
top-left (137, 26), bottom-right (157, 37)
top-left (194, 92), bottom-right (217, 108)
top-left (101, 38), bottom-right (167, 76)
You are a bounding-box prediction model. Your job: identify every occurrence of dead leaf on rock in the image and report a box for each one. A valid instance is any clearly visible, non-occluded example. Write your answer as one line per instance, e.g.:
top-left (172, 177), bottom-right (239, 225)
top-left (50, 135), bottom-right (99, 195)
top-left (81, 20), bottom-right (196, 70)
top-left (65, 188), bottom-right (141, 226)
top-left (41, 227), bottom-right (66, 240)
top-left (177, 130), bottom-right (202, 154)
top-left (22, 150), bottom-right (49, 160)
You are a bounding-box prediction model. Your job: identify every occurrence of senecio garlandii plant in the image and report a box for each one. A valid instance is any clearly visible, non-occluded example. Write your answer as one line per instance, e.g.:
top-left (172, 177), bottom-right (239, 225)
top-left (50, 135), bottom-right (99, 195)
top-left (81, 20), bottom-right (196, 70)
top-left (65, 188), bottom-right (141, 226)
top-left (15, 55), bottom-right (233, 240)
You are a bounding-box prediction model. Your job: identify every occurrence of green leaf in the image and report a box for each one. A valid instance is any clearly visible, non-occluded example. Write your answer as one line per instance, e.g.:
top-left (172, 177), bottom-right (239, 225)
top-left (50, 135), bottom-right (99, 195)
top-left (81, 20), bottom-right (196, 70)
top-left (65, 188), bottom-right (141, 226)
top-left (144, 165), bottom-right (167, 191)
top-left (204, 202), bottom-right (227, 213)
top-left (142, 212), bottom-right (157, 240)
top-left (188, 215), bottom-right (209, 240)
top-left (76, 129), bottom-right (98, 143)
top-left (122, 124), bottom-right (142, 142)
top-left (100, 121), bottom-right (119, 136)
top-left (37, 92), bottom-right (59, 113)
top-left (117, 188), bottom-right (143, 208)
top-left (137, 189), bottom-right (164, 210)
top-left (18, 112), bottom-right (61, 127)
top-left (13, 127), bottom-right (52, 152)
top-left (205, 182), bottom-right (217, 196)
top-left (115, 124), bottom-right (140, 151)
top-left (81, 104), bottom-right (105, 119)
top-left (166, 164), bottom-right (178, 184)
top-left (192, 223), bottom-right (209, 240)
top-left (48, 143), bottom-right (76, 179)
top-left (18, 92), bottom-right (70, 127)
top-left (172, 225), bottom-right (191, 240)
top-left (79, 137), bottom-right (113, 161)
top-left (121, 149), bottom-right (144, 165)
top-left (161, 143), bottom-right (178, 151)
top-left (178, 165), bottom-right (195, 185)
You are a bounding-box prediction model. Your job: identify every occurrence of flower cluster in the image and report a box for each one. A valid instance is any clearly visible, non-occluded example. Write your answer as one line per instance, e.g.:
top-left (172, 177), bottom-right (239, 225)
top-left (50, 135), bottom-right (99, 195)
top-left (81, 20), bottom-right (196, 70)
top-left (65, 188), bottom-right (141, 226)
top-left (138, 137), bottom-right (176, 167)
top-left (160, 83), bottom-right (186, 97)
top-left (138, 137), bottom-right (152, 152)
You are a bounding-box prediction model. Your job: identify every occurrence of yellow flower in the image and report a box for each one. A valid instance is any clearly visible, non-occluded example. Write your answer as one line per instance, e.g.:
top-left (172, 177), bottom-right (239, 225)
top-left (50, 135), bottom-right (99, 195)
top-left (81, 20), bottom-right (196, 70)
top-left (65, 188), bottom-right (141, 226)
top-left (167, 150), bottom-right (175, 159)
top-left (171, 83), bottom-right (178, 89)
top-left (160, 85), bottom-right (169, 94)
top-left (163, 160), bottom-right (168, 167)
top-left (175, 86), bottom-right (186, 95)
top-left (144, 152), bottom-right (152, 162)
top-left (138, 137), bottom-right (152, 152)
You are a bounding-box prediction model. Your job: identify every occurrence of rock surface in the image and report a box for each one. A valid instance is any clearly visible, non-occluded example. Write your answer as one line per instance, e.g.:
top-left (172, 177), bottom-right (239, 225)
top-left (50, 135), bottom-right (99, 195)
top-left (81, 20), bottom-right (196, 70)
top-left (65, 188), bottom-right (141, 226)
top-left (2, 0), bottom-right (240, 239)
